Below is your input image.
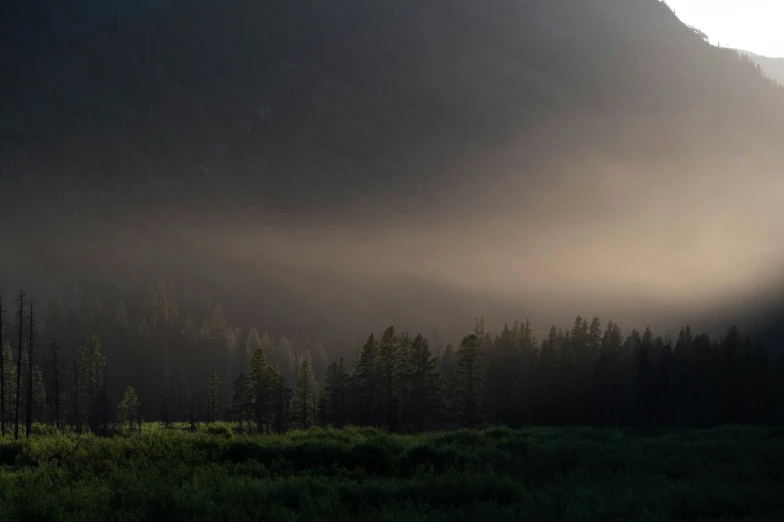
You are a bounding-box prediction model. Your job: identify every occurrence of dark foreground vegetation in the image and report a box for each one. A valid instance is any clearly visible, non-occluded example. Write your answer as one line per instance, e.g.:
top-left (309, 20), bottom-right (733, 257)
top-left (0, 424), bottom-right (781, 521)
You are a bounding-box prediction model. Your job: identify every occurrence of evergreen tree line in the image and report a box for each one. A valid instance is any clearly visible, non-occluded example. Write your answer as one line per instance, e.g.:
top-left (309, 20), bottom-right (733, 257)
top-left (3, 283), bottom-right (784, 436)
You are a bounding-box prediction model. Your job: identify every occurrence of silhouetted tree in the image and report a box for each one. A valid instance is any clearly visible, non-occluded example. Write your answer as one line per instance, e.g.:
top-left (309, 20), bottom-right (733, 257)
top-left (291, 359), bottom-right (316, 429)
top-left (14, 291), bottom-right (24, 440)
top-left (206, 368), bottom-right (220, 423)
top-left (453, 334), bottom-right (485, 428)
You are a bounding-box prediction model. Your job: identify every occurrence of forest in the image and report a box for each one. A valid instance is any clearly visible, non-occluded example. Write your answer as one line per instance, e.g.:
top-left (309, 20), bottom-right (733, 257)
top-left (0, 282), bottom-right (783, 520)
top-left (1, 280), bottom-right (783, 436)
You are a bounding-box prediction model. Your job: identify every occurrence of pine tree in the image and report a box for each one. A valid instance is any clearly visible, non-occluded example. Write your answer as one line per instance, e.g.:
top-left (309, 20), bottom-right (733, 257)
top-left (378, 326), bottom-right (399, 431)
top-left (515, 319), bottom-right (537, 425)
top-left (269, 365), bottom-right (291, 434)
top-left (597, 320), bottom-right (623, 425)
top-left (410, 334), bottom-right (443, 432)
top-left (396, 332), bottom-right (414, 432)
top-left (453, 334), bottom-right (485, 428)
top-left (245, 328), bottom-right (262, 368)
top-left (322, 358), bottom-right (349, 427)
top-left (537, 326), bottom-right (559, 425)
top-left (355, 333), bottom-right (380, 427)
top-left (248, 345), bottom-right (270, 433)
top-left (206, 368), bottom-right (221, 423)
top-left (291, 358), bottom-right (316, 429)
top-left (117, 386), bottom-right (140, 431)
top-left (486, 324), bottom-right (518, 426)
top-left (230, 372), bottom-right (250, 431)
top-left (77, 334), bottom-right (106, 433)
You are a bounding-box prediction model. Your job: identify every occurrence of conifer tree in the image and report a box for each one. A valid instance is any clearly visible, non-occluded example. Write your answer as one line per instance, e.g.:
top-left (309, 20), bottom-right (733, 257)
top-left (355, 333), bottom-right (380, 427)
top-left (537, 326), bottom-right (559, 424)
top-left (206, 368), bottom-right (221, 423)
top-left (269, 365), bottom-right (291, 434)
top-left (245, 328), bottom-right (262, 368)
top-left (514, 319), bottom-right (537, 425)
top-left (230, 372), bottom-right (250, 431)
top-left (396, 332), bottom-right (413, 432)
top-left (322, 358), bottom-right (349, 427)
top-left (486, 324), bottom-right (518, 426)
top-left (77, 334), bottom-right (106, 433)
top-left (410, 334), bottom-right (443, 432)
top-left (248, 345), bottom-right (270, 433)
top-left (291, 358), bottom-right (316, 429)
top-left (453, 334), bottom-right (485, 428)
top-left (378, 326), bottom-right (399, 431)
top-left (117, 386), bottom-right (140, 431)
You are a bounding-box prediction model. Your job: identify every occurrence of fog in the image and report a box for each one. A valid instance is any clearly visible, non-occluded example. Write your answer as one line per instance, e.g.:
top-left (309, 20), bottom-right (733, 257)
top-left (3, 107), bottom-right (784, 346)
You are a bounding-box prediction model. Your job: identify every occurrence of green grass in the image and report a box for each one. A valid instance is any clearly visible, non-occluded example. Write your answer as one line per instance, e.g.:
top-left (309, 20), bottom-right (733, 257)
top-left (0, 424), bottom-right (781, 521)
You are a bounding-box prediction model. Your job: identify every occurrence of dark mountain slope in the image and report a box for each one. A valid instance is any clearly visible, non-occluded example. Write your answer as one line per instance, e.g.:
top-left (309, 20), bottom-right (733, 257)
top-left (2, 0), bottom-right (782, 222)
top-left (2, 0), bottom-right (784, 344)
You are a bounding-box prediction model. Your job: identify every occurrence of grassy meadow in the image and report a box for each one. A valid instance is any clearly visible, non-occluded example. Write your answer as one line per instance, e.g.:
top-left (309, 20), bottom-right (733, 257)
top-left (0, 424), bottom-right (781, 521)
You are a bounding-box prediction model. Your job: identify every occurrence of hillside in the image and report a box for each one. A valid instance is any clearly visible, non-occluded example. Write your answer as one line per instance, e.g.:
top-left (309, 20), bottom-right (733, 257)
top-left (738, 50), bottom-right (784, 84)
top-left (2, 0), bottom-right (782, 220)
top-left (2, 0), bottom-right (784, 343)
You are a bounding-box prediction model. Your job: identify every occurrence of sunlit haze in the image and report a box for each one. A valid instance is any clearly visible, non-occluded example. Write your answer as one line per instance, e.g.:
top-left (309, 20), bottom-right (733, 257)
top-left (666, 0), bottom-right (784, 57)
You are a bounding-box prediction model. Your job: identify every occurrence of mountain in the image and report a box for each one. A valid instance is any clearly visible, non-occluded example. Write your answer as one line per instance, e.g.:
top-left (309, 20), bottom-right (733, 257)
top-left (2, 0), bottom-right (784, 343)
top-left (737, 50), bottom-right (784, 84)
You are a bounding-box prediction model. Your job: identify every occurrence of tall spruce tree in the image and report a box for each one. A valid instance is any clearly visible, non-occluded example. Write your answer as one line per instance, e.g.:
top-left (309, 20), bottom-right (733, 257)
top-left (206, 368), bottom-right (221, 423)
top-left (378, 326), bottom-right (399, 431)
top-left (248, 345), bottom-right (270, 433)
top-left (77, 334), bottom-right (106, 433)
top-left (453, 334), bottom-right (485, 428)
top-left (356, 333), bottom-right (380, 427)
top-left (269, 365), bottom-right (291, 434)
top-left (291, 358), bottom-right (316, 429)
top-left (229, 372), bottom-right (250, 431)
top-left (410, 334), bottom-right (443, 432)
top-left (322, 358), bottom-right (349, 428)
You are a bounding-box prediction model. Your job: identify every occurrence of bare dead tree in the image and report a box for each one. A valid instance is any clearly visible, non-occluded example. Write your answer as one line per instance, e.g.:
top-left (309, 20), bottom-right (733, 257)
top-left (51, 339), bottom-right (61, 431)
top-left (190, 394), bottom-right (195, 432)
top-left (163, 339), bottom-right (170, 428)
top-left (14, 290), bottom-right (24, 440)
top-left (26, 300), bottom-right (34, 437)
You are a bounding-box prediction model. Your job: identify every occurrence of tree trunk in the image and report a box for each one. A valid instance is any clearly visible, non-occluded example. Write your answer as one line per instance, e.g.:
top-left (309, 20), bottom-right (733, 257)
top-left (26, 301), bottom-right (34, 437)
top-left (14, 291), bottom-right (24, 440)
top-left (52, 340), bottom-right (60, 431)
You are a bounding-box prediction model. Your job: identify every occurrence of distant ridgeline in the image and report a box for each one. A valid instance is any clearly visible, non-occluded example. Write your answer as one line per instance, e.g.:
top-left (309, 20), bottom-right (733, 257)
top-left (1, 0), bottom-right (783, 223)
top-left (0, 281), bottom-right (783, 436)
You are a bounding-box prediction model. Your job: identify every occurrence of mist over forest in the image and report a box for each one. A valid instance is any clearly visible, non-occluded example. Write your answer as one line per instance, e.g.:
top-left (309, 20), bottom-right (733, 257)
top-left (2, 0), bottom-right (784, 408)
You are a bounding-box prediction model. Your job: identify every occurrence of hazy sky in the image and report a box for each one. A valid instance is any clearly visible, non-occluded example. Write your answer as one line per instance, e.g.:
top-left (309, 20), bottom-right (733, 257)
top-left (666, 0), bottom-right (784, 57)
